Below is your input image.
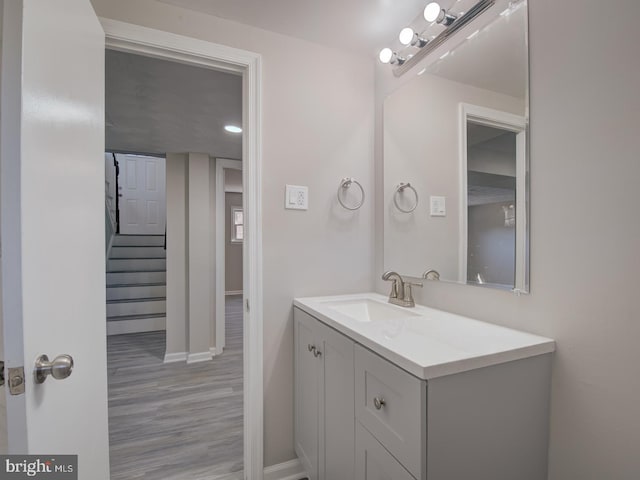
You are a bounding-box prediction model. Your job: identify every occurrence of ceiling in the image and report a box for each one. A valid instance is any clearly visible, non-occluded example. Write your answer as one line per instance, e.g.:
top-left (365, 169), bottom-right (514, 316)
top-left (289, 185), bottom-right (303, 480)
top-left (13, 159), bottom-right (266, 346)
top-left (105, 49), bottom-right (242, 158)
top-left (156, 0), bottom-right (430, 57)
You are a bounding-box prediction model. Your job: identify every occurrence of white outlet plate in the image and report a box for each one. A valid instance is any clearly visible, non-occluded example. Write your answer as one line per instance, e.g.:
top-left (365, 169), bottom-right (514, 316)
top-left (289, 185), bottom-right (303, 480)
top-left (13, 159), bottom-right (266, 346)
top-left (285, 185), bottom-right (308, 210)
top-left (430, 196), bottom-right (446, 216)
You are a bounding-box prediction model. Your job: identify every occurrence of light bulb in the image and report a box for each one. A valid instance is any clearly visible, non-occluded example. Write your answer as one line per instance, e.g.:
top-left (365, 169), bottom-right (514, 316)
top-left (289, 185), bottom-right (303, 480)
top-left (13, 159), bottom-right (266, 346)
top-left (224, 125), bottom-right (242, 133)
top-left (379, 48), bottom-right (393, 64)
top-left (399, 27), bottom-right (415, 46)
top-left (424, 2), bottom-right (442, 22)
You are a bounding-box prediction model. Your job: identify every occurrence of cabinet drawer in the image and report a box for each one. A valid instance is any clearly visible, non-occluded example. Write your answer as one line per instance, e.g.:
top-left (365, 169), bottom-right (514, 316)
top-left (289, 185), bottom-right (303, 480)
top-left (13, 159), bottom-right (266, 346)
top-left (356, 423), bottom-right (416, 480)
top-left (355, 345), bottom-right (426, 479)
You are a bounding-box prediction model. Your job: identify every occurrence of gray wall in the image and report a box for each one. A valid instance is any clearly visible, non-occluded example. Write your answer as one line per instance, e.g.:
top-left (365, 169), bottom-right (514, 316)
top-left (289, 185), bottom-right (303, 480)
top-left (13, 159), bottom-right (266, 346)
top-left (376, 0), bottom-right (640, 478)
top-left (91, 0), bottom-right (375, 467)
top-left (225, 192), bottom-right (243, 293)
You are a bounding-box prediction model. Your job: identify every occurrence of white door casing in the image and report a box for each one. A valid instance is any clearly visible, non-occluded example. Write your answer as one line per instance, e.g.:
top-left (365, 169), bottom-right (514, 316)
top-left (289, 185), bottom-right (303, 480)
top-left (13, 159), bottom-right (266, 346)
top-left (101, 19), bottom-right (264, 479)
top-left (118, 153), bottom-right (166, 235)
top-left (0, 0), bottom-right (110, 477)
top-left (458, 103), bottom-right (527, 291)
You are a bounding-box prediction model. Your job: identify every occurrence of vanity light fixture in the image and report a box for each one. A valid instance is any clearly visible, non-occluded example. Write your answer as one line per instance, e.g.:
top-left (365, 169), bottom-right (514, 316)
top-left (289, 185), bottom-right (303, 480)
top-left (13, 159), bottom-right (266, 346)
top-left (379, 0), bottom-right (495, 76)
top-left (399, 27), bottom-right (429, 48)
top-left (424, 2), bottom-right (458, 26)
top-left (379, 47), bottom-right (406, 65)
top-left (224, 125), bottom-right (242, 133)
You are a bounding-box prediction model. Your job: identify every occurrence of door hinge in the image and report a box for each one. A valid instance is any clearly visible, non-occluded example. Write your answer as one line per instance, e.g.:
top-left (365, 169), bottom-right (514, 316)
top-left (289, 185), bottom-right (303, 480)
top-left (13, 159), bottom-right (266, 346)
top-left (245, 299), bottom-right (250, 312)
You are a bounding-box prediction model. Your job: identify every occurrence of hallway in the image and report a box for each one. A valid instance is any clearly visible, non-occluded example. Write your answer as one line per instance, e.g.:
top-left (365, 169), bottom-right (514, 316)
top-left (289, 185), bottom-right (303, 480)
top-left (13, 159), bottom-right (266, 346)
top-left (107, 296), bottom-right (243, 480)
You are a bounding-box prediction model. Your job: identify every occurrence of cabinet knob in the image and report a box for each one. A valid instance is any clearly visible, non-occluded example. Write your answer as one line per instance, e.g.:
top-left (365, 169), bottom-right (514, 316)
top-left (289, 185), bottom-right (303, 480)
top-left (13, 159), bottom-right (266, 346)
top-left (373, 396), bottom-right (386, 410)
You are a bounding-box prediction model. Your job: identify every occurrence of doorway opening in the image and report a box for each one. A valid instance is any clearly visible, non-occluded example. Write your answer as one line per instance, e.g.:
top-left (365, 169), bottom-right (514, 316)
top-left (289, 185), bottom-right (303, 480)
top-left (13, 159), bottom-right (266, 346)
top-left (104, 46), bottom-right (245, 479)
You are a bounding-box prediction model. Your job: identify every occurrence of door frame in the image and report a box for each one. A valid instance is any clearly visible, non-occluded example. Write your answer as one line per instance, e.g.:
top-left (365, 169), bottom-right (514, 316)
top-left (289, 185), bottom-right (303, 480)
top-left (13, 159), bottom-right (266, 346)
top-left (101, 19), bottom-right (264, 478)
top-left (215, 158), bottom-right (243, 355)
top-left (458, 103), bottom-right (526, 290)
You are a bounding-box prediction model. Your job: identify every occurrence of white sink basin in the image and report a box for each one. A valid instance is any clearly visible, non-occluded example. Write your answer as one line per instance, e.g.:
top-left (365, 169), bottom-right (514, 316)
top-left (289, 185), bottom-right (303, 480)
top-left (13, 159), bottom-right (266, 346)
top-left (323, 298), bottom-right (420, 323)
top-left (294, 293), bottom-right (555, 379)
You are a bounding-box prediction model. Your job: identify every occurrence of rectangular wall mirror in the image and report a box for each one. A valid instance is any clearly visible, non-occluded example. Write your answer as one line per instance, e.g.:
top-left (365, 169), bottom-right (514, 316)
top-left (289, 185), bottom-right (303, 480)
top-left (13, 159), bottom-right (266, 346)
top-left (383, 0), bottom-right (529, 292)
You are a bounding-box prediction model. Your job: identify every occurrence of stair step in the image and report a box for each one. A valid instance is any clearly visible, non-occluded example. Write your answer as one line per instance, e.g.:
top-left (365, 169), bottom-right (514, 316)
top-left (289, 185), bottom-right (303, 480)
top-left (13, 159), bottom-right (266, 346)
top-left (107, 296), bottom-right (165, 304)
top-left (107, 258), bottom-right (166, 272)
top-left (106, 312), bottom-right (166, 322)
top-left (106, 298), bottom-right (166, 317)
top-left (107, 271), bottom-right (166, 285)
top-left (112, 235), bottom-right (165, 247)
top-left (106, 313), bottom-right (166, 336)
top-left (107, 285), bottom-right (166, 302)
top-left (109, 246), bottom-right (166, 259)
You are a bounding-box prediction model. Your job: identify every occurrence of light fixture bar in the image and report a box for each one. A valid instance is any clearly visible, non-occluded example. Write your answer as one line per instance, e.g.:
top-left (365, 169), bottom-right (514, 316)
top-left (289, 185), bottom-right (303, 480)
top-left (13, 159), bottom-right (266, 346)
top-left (393, 0), bottom-right (495, 77)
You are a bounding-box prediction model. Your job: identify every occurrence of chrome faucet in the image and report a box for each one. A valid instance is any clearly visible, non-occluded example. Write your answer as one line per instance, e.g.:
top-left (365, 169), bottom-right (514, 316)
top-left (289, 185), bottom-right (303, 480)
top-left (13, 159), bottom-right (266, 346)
top-left (382, 271), bottom-right (422, 308)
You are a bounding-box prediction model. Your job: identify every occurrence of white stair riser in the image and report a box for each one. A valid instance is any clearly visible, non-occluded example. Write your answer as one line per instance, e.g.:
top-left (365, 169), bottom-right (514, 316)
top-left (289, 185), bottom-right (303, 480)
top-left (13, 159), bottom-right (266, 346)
top-left (107, 271), bottom-right (166, 285)
top-left (112, 235), bottom-right (165, 247)
top-left (107, 285), bottom-right (166, 301)
top-left (107, 316), bottom-right (166, 336)
top-left (109, 246), bottom-right (166, 258)
top-left (107, 299), bottom-right (166, 317)
top-left (107, 258), bottom-right (166, 272)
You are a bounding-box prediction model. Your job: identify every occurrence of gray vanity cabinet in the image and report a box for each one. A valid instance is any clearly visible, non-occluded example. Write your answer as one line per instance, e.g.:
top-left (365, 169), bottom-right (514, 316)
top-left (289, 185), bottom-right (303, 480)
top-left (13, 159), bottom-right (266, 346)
top-left (295, 306), bottom-right (553, 480)
top-left (294, 307), bottom-right (355, 480)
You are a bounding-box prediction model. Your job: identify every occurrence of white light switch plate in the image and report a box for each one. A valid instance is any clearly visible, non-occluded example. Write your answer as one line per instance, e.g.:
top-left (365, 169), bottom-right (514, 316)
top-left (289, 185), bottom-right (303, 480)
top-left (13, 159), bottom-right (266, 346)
top-left (430, 196), bottom-right (446, 216)
top-left (285, 185), bottom-right (308, 210)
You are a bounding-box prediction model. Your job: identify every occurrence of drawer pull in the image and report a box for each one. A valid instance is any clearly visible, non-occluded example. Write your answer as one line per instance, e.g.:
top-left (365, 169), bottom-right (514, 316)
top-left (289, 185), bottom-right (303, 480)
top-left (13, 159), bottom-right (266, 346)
top-left (373, 396), bottom-right (386, 410)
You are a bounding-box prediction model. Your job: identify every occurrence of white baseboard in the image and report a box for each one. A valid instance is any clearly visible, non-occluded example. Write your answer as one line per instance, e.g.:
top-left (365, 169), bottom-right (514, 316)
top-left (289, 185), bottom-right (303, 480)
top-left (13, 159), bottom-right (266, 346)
top-left (187, 351), bottom-right (213, 364)
top-left (263, 459), bottom-right (306, 480)
top-left (210, 347), bottom-right (220, 356)
top-left (163, 352), bottom-right (187, 363)
top-left (225, 290), bottom-right (243, 296)
top-left (107, 317), bottom-right (166, 336)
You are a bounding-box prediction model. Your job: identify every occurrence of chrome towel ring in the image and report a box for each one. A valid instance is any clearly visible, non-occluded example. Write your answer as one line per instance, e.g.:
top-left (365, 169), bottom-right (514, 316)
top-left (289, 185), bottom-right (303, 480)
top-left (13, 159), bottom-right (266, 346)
top-left (337, 177), bottom-right (365, 211)
top-left (393, 182), bottom-right (419, 213)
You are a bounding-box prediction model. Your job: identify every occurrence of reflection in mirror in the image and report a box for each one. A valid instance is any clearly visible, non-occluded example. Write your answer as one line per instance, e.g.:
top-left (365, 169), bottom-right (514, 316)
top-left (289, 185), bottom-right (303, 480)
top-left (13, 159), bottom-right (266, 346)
top-left (383, 0), bottom-right (529, 292)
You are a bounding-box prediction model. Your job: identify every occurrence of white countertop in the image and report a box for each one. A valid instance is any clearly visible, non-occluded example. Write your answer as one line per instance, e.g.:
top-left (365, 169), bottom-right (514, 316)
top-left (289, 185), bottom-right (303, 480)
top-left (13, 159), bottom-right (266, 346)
top-left (293, 293), bottom-right (555, 380)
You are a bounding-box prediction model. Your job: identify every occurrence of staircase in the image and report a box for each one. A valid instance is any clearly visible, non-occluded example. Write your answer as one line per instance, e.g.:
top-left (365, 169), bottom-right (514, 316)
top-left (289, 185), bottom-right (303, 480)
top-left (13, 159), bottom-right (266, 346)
top-left (106, 234), bottom-right (166, 335)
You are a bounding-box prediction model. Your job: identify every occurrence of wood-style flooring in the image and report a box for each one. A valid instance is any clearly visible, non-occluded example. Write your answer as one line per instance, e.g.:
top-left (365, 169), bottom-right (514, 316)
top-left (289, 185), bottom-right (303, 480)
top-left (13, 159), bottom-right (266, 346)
top-left (107, 296), bottom-right (244, 480)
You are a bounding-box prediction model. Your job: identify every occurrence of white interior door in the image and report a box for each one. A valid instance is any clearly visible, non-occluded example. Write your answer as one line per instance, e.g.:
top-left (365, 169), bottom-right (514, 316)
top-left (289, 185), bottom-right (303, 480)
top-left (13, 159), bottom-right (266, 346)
top-left (119, 154), bottom-right (166, 235)
top-left (1, 0), bottom-right (109, 477)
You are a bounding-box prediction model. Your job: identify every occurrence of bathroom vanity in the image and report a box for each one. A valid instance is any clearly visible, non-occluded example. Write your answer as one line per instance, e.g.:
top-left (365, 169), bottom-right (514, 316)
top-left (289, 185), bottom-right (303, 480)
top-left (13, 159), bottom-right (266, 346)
top-left (293, 293), bottom-right (555, 480)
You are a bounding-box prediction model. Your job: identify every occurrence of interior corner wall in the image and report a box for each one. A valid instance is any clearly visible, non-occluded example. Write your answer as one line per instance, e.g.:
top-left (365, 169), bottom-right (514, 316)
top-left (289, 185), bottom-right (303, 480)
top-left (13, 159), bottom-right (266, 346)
top-left (165, 152), bottom-right (188, 358)
top-left (375, 0), bottom-right (640, 478)
top-left (91, 0), bottom-right (375, 467)
top-left (187, 152), bottom-right (212, 361)
top-left (166, 152), bottom-right (217, 362)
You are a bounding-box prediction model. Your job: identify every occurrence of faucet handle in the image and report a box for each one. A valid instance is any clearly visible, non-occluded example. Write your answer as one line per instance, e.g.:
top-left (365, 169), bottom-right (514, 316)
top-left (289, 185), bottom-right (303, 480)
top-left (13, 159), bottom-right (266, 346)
top-left (403, 282), bottom-right (422, 303)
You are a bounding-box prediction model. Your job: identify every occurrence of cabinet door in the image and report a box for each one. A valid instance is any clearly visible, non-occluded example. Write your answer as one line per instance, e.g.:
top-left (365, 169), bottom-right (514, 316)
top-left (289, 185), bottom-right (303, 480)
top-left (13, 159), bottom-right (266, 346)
top-left (356, 423), bottom-right (416, 480)
top-left (318, 321), bottom-right (355, 480)
top-left (294, 312), bottom-right (320, 479)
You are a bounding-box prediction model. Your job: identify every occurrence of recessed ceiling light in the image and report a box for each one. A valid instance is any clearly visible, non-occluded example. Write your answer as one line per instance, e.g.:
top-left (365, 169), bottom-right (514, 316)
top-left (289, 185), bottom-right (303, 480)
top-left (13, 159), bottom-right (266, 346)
top-left (225, 125), bottom-right (242, 133)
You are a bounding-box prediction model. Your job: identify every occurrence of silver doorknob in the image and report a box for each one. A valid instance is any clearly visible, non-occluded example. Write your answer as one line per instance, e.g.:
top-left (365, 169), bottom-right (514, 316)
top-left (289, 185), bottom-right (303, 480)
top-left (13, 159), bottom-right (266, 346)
top-left (34, 354), bottom-right (74, 384)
